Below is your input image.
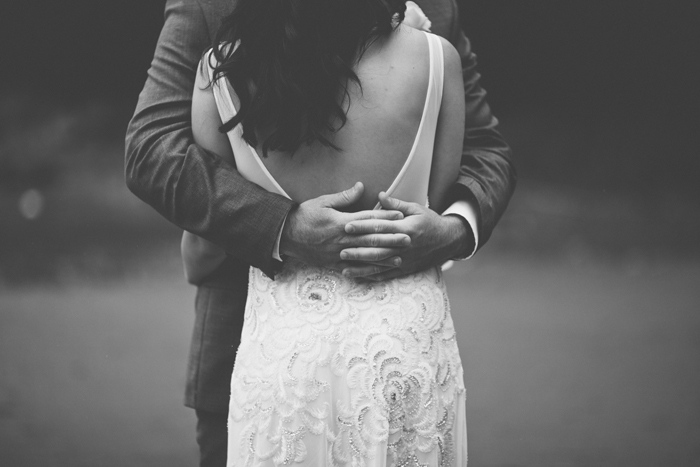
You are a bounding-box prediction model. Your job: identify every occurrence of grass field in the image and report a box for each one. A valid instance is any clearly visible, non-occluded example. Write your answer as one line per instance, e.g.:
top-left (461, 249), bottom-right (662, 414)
top-left (0, 269), bottom-right (198, 466)
top-left (2, 250), bottom-right (699, 466)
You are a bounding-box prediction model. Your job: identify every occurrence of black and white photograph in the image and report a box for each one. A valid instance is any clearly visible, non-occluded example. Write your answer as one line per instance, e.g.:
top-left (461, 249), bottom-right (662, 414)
top-left (1, 1), bottom-right (698, 466)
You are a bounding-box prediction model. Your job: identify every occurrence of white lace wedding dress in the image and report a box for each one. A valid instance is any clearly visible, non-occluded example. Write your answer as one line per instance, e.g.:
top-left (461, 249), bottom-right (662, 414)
top-left (205, 31), bottom-right (467, 467)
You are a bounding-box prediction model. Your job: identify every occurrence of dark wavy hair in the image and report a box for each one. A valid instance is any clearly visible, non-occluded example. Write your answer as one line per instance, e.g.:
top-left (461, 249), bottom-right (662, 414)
top-left (209, 0), bottom-right (407, 156)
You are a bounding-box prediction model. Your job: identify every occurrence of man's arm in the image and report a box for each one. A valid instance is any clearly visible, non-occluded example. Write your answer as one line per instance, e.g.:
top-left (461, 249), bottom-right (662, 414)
top-left (125, 0), bottom-right (294, 277)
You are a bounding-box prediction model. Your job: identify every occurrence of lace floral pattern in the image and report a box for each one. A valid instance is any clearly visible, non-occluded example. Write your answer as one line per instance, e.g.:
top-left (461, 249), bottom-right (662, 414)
top-left (227, 260), bottom-right (466, 466)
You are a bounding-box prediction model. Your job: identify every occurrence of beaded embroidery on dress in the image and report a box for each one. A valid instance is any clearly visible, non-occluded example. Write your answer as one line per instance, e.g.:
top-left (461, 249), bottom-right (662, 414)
top-left (229, 261), bottom-right (466, 467)
top-left (204, 31), bottom-right (468, 467)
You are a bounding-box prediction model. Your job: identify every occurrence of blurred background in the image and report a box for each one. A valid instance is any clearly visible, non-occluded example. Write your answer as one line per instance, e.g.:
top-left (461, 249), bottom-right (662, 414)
top-left (1, 1), bottom-right (698, 466)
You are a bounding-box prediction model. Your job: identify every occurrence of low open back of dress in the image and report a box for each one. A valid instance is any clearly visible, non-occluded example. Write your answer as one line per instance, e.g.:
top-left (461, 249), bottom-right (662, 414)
top-left (205, 31), bottom-right (444, 209)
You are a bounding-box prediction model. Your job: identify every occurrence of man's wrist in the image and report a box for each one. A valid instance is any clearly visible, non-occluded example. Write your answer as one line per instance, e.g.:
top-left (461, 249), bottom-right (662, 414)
top-left (444, 214), bottom-right (476, 260)
top-left (279, 205), bottom-right (301, 260)
top-left (442, 198), bottom-right (479, 260)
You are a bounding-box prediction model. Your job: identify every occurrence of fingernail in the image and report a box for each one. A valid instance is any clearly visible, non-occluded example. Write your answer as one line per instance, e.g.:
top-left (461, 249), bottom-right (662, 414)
top-left (345, 224), bottom-right (355, 233)
top-left (340, 251), bottom-right (349, 260)
top-left (393, 257), bottom-right (401, 266)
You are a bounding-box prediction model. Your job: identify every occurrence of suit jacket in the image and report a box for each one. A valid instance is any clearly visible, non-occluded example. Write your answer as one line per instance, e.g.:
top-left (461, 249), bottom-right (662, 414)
top-left (125, 0), bottom-right (516, 413)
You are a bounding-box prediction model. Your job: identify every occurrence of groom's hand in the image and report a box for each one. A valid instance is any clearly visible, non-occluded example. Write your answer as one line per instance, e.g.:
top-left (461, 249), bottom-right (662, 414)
top-left (279, 183), bottom-right (411, 270)
top-left (340, 192), bottom-right (475, 281)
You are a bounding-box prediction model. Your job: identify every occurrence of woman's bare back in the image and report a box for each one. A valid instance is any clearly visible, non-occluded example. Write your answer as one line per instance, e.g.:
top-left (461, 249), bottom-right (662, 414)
top-left (252, 25), bottom-right (433, 210)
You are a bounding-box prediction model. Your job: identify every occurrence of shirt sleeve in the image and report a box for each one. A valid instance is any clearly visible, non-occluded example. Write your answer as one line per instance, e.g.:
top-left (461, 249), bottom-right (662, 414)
top-left (442, 199), bottom-right (479, 260)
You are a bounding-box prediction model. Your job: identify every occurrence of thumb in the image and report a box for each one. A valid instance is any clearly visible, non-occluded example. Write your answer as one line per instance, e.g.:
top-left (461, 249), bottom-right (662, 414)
top-left (378, 192), bottom-right (421, 215)
top-left (322, 182), bottom-right (364, 208)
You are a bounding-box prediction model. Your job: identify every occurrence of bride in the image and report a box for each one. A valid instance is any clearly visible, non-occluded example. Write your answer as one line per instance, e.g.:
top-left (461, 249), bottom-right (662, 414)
top-left (187, 0), bottom-right (467, 465)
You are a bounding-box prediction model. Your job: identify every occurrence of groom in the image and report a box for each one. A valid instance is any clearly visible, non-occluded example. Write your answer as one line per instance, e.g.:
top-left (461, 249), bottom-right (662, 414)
top-left (125, 0), bottom-right (515, 465)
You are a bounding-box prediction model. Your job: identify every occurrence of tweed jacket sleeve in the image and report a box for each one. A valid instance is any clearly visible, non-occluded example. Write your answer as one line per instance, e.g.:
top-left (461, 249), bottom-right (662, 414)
top-left (124, 0), bottom-right (294, 277)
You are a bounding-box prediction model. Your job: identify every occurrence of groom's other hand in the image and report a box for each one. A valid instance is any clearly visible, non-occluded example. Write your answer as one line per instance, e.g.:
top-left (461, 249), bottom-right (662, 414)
top-left (280, 182), bottom-right (411, 270)
top-left (340, 192), bottom-right (475, 281)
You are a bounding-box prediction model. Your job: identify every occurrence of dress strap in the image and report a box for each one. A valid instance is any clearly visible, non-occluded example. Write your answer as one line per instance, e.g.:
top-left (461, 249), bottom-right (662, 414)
top-left (203, 48), bottom-right (238, 124)
top-left (428, 33), bottom-right (444, 105)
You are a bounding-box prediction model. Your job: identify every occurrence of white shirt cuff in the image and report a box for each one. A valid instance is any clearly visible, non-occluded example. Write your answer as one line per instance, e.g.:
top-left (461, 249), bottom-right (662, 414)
top-left (272, 214), bottom-right (287, 261)
top-left (442, 199), bottom-right (479, 260)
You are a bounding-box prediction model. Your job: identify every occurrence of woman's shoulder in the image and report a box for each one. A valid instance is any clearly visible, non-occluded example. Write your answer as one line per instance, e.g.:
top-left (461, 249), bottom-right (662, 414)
top-left (386, 26), bottom-right (457, 66)
top-left (390, 24), bottom-right (429, 56)
top-left (391, 28), bottom-right (462, 86)
top-left (434, 35), bottom-right (461, 72)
